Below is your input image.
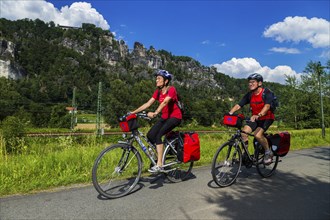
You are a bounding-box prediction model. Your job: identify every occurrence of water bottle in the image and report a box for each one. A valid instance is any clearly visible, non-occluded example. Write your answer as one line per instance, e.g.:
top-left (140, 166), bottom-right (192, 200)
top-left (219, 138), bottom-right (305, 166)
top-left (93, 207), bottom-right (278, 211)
top-left (149, 147), bottom-right (156, 160)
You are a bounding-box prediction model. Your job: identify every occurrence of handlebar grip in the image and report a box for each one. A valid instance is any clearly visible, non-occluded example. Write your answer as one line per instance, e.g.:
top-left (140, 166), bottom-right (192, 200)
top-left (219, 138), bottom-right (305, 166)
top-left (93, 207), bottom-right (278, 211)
top-left (137, 112), bottom-right (150, 120)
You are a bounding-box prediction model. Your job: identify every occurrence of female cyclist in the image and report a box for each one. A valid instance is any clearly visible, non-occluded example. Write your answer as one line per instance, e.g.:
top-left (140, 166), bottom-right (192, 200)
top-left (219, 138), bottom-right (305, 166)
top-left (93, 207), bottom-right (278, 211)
top-left (130, 70), bottom-right (182, 173)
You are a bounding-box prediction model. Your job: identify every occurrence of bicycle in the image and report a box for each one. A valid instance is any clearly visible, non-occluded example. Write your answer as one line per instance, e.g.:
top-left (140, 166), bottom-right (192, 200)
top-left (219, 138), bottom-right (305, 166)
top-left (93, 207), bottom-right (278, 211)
top-left (211, 116), bottom-right (279, 187)
top-left (92, 112), bottom-right (194, 199)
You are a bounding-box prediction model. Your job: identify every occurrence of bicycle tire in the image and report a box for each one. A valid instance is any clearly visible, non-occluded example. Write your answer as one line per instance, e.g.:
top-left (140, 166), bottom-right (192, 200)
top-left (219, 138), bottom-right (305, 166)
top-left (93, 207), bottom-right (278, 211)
top-left (211, 141), bottom-right (242, 187)
top-left (163, 143), bottom-right (193, 183)
top-left (255, 145), bottom-right (279, 178)
top-left (92, 144), bottom-right (142, 199)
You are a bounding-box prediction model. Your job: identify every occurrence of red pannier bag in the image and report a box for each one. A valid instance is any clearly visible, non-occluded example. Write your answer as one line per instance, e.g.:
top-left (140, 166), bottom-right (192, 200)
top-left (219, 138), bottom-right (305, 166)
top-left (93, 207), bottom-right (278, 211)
top-left (118, 114), bottom-right (139, 132)
top-left (177, 132), bottom-right (200, 163)
top-left (266, 132), bottom-right (291, 157)
top-left (223, 114), bottom-right (244, 128)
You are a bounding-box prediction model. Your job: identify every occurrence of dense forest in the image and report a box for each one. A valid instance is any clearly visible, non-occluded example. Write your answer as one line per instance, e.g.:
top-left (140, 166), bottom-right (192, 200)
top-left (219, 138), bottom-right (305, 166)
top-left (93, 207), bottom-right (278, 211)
top-left (0, 18), bottom-right (329, 131)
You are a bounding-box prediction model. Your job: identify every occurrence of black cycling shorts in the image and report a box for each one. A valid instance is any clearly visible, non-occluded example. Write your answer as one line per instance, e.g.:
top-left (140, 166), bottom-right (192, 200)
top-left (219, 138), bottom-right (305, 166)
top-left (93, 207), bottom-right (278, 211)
top-left (246, 119), bottom-right (274, 132)
top-left (147, 117), bottom-right (181, 145)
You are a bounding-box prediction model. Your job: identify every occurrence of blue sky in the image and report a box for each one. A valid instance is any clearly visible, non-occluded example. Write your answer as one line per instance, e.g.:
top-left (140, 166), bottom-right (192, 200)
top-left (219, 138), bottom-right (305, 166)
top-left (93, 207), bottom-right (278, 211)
top-left (1, 0), bottom-right (329, 84)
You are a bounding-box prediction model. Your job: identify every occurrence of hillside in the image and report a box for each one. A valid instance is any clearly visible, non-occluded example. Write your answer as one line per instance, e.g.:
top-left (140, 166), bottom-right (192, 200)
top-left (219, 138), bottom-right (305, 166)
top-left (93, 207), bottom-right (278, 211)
top-left (0, 18), bottom-right (327, 129)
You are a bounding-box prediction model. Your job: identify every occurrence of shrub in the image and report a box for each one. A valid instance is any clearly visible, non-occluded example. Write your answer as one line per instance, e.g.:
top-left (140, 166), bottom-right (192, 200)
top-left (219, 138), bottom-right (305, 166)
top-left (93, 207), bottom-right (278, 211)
top-left (1, 116), bottom-right (26, 153)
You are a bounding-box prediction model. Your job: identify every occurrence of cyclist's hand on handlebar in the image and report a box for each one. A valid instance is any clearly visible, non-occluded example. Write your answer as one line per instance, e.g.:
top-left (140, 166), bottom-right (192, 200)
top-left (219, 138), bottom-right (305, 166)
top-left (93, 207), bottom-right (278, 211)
top-left (250, 115), bottom-right (259, 122)
top-left (147, 111), bottom-right (158, 119)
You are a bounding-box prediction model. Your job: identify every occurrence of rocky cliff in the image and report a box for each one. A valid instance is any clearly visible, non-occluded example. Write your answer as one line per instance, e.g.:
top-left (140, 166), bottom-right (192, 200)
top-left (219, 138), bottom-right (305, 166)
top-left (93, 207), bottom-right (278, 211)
top-left (0, 23), bottom-right (218, 88)
top-left (0, 40), bottom-right (25, 79)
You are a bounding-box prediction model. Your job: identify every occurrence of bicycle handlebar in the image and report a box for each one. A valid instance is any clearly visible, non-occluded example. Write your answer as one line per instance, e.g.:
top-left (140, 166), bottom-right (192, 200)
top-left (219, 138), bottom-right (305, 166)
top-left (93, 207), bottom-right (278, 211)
top-left (121, 111), bottom-right (151, 121)
top-left (136, 112), bottom-right (151, 120)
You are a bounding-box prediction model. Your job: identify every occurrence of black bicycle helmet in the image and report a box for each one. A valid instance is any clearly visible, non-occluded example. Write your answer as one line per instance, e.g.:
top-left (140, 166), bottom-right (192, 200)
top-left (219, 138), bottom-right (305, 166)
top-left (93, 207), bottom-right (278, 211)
top-left (247, 73), bottom-right (263, 82)
top-left (155, 70), bottom-right (172, 81)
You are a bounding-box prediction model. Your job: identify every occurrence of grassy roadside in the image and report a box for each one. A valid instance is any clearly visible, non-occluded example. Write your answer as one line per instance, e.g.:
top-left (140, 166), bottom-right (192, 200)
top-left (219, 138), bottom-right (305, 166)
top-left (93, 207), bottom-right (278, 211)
top-left (1, 128), bottom-right (329, 197)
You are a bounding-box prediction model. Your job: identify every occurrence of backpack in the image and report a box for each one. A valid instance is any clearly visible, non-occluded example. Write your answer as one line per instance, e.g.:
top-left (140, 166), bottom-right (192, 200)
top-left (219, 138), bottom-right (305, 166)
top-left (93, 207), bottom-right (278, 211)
top-left (249, 88), bottom-right (279, 113)
top-left (157, 87), bottom-right (185, 114)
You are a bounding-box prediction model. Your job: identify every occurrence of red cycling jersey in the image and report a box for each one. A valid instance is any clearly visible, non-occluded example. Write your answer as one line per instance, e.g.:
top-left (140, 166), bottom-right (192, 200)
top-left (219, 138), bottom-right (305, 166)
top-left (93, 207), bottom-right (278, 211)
top-left (250, 88), bottom-right (275, 120)
top-left (152, 86), bottom-right (182, 120)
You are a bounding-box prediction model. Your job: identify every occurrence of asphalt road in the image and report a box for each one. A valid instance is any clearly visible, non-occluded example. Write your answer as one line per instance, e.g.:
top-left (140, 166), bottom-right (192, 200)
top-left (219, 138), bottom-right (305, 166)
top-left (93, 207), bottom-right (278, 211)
top-left (1, 147), bottom-right (329, 220)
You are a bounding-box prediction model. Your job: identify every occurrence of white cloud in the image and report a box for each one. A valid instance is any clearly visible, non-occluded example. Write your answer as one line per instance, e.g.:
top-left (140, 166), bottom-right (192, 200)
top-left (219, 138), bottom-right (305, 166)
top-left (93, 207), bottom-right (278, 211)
top-left (320, 49), bottom-right (330, 59)
top-left (0, 0), bottom-right (110, 30)
top-left (258, 65), bottom-right (299, 84)
top-left (216, 42), bottom-right (226, 47)
top-left (201, 40), bottom-right (210, 45)
top-left (212, 57), bottom-right (301, 84)
top-left (202, 41), bottom-right (226, 47)
top-left (269, 47), bottom-right (301, 54)
top-left (263, 16), bottom-right (330, 48)
top-left (212, 58), bottom-right (261, 78)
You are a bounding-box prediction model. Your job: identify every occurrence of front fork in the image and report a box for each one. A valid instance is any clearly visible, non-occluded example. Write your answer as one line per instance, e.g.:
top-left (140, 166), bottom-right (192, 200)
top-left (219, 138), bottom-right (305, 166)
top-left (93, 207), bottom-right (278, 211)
top-left (117, 147), bottom-right (131, 172)
top-left (223, 138), bottom-right (241, 167)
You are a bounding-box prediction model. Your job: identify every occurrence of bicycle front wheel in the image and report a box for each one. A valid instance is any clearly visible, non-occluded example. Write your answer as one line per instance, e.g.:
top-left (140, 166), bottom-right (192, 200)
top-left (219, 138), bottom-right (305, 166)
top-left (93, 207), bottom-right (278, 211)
top-left (92, 144), bottom-right (142, 199)
top-left (255, 145), bottom-right (279, 178)
top-left (211, 141), bottom-right (242, 187)
top-left (163, 145), bottom-right (193, 183)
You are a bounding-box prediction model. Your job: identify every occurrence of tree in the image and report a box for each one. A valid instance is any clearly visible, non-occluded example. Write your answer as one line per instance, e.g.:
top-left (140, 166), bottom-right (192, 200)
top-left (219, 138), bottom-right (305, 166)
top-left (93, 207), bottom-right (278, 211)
top-left (0, 78), bottom-right (26, 120)
top-left (282, 75), bottom-right (301, 128)
top-left (300, 61), bottom-right (330, 129)
top-left (28, 103), bottom-right (51, 127)
top-left (103, 79), bottom-right (133, 125)
top-left (49, 104), bottom-right (71, 128)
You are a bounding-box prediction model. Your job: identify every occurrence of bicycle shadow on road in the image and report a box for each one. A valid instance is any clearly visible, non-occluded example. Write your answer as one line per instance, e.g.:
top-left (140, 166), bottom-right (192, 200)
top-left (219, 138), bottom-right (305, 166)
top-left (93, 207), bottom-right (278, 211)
top-left (140, 171), bottom-right (197, 190)
top-left (96, 183), bottom-right (145, 200)
top-left (94, 174), bottom-right (166, 200)
top-left (204, 147), bottom-right (330, 220)
top-left (96, 171), bottom-right (197, 200)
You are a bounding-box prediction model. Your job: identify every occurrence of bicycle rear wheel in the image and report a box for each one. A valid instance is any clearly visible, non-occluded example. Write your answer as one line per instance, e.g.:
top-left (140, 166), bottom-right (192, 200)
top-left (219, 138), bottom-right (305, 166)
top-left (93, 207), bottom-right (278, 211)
top-left (211, 141), bottom-right (242, 187)
top-left (92, 144), bottom-right (142, 199)
top-left (255, 145), bottom-right (279, 178)
top-left (163, 144), bottom-right (193, 183)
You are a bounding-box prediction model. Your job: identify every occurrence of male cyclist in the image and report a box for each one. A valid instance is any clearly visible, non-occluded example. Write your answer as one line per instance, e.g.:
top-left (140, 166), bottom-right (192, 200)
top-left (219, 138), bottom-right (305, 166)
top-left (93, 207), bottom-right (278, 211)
top-left (228, 73), bottom-right (274, 164)
top-left (130, 70), bottom-right (182, 173)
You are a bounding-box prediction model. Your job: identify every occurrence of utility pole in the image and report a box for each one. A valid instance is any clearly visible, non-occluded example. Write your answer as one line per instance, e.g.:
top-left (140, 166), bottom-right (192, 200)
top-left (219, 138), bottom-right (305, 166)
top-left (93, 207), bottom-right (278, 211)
top-left (96, 82), bottom-right (103, 136)
top-left (318, 63), bottom-right (326, 138)
top-left (71, 87), bottom-right (77, 131)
